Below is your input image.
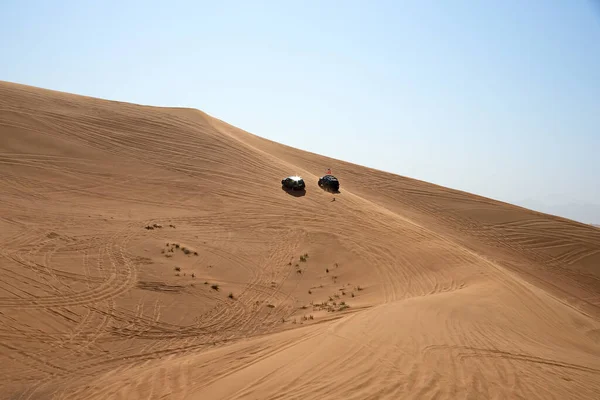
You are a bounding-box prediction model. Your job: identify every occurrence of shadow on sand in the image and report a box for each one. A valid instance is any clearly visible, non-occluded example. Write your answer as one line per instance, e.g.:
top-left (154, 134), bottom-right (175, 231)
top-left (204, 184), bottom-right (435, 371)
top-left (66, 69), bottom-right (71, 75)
top-left (281, 186), bottom-right (306, 197)
top-left (318, 186), bottom-right (341, 195)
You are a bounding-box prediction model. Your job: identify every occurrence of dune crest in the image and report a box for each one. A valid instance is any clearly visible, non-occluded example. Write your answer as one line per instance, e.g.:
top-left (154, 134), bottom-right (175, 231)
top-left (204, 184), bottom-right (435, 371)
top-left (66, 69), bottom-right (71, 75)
top-left (1, 81), bottom-right (599, 399)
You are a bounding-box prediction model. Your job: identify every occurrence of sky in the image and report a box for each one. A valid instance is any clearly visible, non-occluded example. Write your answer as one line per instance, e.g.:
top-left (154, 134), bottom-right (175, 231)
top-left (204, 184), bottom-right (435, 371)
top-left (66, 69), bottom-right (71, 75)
top-left (1, 0), bottom-right (599, 223)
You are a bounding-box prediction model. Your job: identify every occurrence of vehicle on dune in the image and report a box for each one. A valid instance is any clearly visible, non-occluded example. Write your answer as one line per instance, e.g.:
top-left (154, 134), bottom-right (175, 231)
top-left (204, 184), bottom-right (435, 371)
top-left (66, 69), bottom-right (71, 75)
top-left (318, 174), bottom-right (340, 192)
top-left (281, 175), bottom-right (306, 191)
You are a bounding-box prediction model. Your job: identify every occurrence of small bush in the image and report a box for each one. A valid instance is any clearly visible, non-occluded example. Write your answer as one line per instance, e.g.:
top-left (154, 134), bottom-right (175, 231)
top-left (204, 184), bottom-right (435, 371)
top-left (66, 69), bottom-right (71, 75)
top-left (308, 290), bottom-right (312, 294)
top-left (194, 251), bottom-right (198, 256)
top-left (228, 292), bottom-right (234, 299)
top-left (326, 268), bottom-right (329, 273)
top-left (211, 284), bottom-right (219, 291)
top-left (175, 244), bottom-right (180, 248)
top-left (174, 266), bottom-right (181, 272)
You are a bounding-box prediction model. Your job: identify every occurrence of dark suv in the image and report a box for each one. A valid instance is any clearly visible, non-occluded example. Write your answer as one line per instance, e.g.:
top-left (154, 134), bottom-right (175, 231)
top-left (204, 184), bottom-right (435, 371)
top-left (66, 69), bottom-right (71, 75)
top-left (318, 174), bottom-right (340, 192)
top-left (281, 176), bottom-right (306, 191)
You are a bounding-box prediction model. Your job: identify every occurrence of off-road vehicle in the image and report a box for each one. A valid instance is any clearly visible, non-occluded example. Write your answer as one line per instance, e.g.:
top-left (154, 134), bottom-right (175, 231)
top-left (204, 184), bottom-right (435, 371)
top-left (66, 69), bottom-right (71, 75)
top-left (318, 174), bottom-right (340, 192)
top-left (281, 176), bottom-right (306, 191)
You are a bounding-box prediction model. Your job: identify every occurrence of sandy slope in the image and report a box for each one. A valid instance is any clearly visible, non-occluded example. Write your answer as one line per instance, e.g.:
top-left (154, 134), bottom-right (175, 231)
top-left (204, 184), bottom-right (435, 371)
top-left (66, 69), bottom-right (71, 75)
top-left (1, 81), bottom-right (599, 400)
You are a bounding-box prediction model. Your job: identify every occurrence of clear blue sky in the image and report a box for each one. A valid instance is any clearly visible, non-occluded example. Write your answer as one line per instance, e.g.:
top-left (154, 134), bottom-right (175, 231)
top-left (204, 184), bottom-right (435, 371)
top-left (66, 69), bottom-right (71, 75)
top-left (2, 0), bottom-right (599, 222)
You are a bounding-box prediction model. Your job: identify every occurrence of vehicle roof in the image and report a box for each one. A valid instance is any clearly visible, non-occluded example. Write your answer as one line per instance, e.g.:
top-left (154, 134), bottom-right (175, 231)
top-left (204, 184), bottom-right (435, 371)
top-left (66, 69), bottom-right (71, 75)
top-left (286, 175), bottom-right (304, 181)
top-left (321, 174), bottom-right (338, 181)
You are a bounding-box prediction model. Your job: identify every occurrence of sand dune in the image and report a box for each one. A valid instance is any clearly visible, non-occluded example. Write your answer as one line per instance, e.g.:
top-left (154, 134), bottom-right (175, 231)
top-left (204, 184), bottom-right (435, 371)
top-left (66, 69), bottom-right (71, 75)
top-left (1, 80), bottom-right (599, 400)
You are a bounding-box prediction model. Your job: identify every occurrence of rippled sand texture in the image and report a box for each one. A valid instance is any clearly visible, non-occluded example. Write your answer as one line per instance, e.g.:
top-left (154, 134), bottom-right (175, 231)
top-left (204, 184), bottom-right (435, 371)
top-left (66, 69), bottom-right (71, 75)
top-left (1, 81), bottom-right (599, 400)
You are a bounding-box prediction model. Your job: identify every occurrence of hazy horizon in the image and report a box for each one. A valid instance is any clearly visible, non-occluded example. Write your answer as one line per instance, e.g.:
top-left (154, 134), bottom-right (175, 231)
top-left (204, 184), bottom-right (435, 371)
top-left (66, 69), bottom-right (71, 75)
top-left (2, 0), bottom-right (599, 223)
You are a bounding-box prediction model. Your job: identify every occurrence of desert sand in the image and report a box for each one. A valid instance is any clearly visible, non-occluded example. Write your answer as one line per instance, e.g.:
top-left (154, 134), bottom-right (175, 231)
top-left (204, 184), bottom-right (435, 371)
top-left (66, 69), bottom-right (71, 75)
top-left (1, 80), bottom-right (599, 400)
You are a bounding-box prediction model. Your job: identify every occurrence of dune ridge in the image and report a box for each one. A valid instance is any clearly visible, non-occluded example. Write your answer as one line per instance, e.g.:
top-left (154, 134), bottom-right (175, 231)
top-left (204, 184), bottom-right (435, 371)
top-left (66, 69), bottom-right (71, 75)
top-left (1, 80), bottom-right (599, 399)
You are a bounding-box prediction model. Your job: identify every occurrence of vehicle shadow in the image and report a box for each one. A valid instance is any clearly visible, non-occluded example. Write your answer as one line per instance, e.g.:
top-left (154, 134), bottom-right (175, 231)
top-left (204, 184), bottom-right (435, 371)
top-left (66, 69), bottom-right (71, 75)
top-left (318, 186), bottom-right (341, 194)
top-left (282, 186), bottom-right (306, 197)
